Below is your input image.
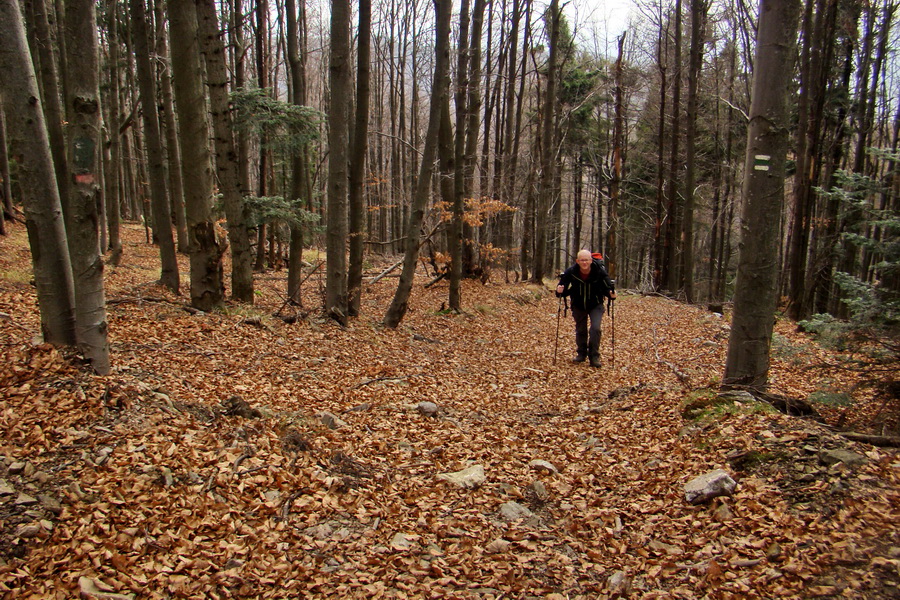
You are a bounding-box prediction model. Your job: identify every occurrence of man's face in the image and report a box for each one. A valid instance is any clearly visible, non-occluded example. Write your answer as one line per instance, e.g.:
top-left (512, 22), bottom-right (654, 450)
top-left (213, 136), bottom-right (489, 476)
top-left (576, 253), bottom-right (592, 270)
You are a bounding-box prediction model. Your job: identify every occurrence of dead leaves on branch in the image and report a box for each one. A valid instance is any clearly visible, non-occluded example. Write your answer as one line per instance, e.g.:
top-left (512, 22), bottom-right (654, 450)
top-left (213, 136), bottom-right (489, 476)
top-left (0, 223), bottom-right (897, 598)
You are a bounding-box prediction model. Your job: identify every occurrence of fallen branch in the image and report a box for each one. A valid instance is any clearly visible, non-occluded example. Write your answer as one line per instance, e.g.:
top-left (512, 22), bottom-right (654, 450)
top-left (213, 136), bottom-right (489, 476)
top-left (839, 432), bottom-right (900, 447)
top-left (368, 259), bottom-right (403, 285)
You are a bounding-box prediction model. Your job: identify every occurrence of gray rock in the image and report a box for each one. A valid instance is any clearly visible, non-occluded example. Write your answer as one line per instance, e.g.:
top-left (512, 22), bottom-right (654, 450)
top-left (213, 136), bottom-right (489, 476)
top-left (417, 402), bottom-right (439, 417)
top-left (499, 501), bottom-right (533, 522)
top-left (819, 449), bottom-right (867, 467)
top-left (0, 479), bottom-right (14, 496)
top-left (607, 571), bottom-right (631, 594)
top-left (717, 390), bottom-right (756, 403)
top-left (317, 411), bottom-right (347, 430)
top-left (390, 532), bottom-right (415, 550)
top-left (436, 465), bottom-right (485, 489)
top-left (684, 469), bottom-right (737, 504)
top-left (7, 462), bottom-right (26, 475)
top-left (15, 524), bottom-right (41, 539)
top-left (39, 495), bottom-right (63, 515)
top-left (14, 493), bottom-right (38, 506)
top-left (528, 459), bottom-right (559, 474)
top-left (530, 480), bottom-right (549, 502)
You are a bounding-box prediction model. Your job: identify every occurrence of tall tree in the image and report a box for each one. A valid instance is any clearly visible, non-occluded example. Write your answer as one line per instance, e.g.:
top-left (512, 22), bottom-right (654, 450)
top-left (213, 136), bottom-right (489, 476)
top-left (532, 0), bottom-right (561, 283)
top-left (326, 0), bottom-right (351, 324)
top-left (384, 0), bottom-right (452, 328)
top-left (348, 0), bottom-right (372, 317)
top-left (131, 0), bottom-right (180, 293)
top-left (682, 0), bottom-right (709, 302)
top-left (724, 0), bottom-right (801, 389)
top-left (196, 0), bottom-right (255, 302)
top-left (65, 0), bottom-right (110, 373)
top-left (154, 0), bottom-right (189, 253)
top-left (285, 0), bottom-right (310, 302)
top-left (0, 107), bottom-right (11, 234)
top-left (103, 0), bottom-right (123, 264)
top-left (662, 0), bottom-right (683, 294)
top-left (168, 0), bottom-right (226, 311)
top-left (0, 0), bottom-right (76, 346)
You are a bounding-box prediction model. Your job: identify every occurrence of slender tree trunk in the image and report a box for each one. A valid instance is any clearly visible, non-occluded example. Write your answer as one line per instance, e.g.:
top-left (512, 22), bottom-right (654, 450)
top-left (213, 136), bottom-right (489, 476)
top-left (64, 0), bottom-right (110, 373)
top-left (196, 0), bottom-right (255, 302)
top-left (384, 0), bottom-right (451, 328)
top-left (104, 0), bottom-right (122, 264)
top-left (0, 107), bottom-right (11, 233)
top-left (286, 0), bottom-right (309, 303)
top-left (326, 0), bottom-right (351, 324)
top-left (532, 0), bottom-right (560, 284)
top-left (653, 22), bottom-right (668, 290)
top-left (154, 0), bottom-right (189, 253)
top-left (26, 0), bottom-right (70, 223)
top-left (682, 0), bottom-right (708, 303)
top-left (168, 0), bottom-right (226, 311)
top-left (0, 0), bottom-right (77, 345)
top-left (449, 0), bottom-right (472, 311)
top-left (132, 0), bottom-right (180, 293)
top-left (724, 0), bottom-right (801, 389)
top-left (609, 32), bottom-right (627, 280)
top-left (663, 0), bottom-right (683, 294)
top-left (348, 0), bottom-right (372, 317)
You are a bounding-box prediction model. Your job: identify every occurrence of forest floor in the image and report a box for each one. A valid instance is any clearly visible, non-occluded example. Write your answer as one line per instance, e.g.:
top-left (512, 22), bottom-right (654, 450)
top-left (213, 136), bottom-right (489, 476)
top-left (0, 222), bottom-right (898, 600)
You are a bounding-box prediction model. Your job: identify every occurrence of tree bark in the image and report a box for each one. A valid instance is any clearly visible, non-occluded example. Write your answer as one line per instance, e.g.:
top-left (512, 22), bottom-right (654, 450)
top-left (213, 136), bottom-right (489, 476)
top-left (325, 0), bottom-right (351, 324)
top-left (103, 0), bottom-right (122, 264)
top-left (154, 0), bottom-right (189, 253)
top-left (168, 0), bottom-right (225, 311)
top-left (64, 0), bottom-right (110, 373)
top-left (131, 0), bottom-right (180, 294)
top-left (196, 0), bottom-right (255, 302)
top-left (285, 0), bottom-right (309, 303)
top-left (532, 0), bottom-right (560, 284)
top-left (0, 0), bottom-right (77, 346)
top-left (682, 0), bottom-right (708, 303)
top-left (348, 0), bottom-right (372, 317)
top-left (384, 0), bottom-right (451, 328)
top-left (724, 0), bottom-right (801, 389)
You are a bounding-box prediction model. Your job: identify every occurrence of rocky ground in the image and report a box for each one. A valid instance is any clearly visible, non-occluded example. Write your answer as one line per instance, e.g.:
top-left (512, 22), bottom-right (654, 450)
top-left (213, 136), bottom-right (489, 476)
top-left (0, 222), bottom-right (898, 599)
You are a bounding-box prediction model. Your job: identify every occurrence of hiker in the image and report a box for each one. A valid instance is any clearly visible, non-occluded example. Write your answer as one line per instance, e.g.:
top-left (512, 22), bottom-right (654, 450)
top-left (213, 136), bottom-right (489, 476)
top-left (556, 249), bottom-right (616, 367)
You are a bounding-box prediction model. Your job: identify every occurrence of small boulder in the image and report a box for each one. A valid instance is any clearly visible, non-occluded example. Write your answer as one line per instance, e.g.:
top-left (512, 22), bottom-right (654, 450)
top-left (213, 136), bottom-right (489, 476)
top-left (317, 411), bottom-right (347, 430)
top-left (819, 449), bottom-right (867, 467)
top-left (528, 459), bottom-right (559, 475)
top-left (436, 465), bottom-right (485, 489)
top-left (417, 402), bottom-right (439, 418)
top-left (607, 571), bottom-right (631, 594)
top-left (499, 501), bottom-right (533, 522)
top-left (684, 469), bottom-right (737, 504)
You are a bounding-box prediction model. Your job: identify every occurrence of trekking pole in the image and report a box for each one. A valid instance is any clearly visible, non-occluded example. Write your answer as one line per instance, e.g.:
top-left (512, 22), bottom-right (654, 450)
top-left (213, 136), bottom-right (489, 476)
top-left (554, 295), bottom-right (563, 364)
top-left (610, 296), bottom-right (616, 368)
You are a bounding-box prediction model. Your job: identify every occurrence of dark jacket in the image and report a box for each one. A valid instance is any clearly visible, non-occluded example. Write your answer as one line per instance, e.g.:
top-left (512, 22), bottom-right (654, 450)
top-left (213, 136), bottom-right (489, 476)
top-left (557, 260), bottom-right (615, 312)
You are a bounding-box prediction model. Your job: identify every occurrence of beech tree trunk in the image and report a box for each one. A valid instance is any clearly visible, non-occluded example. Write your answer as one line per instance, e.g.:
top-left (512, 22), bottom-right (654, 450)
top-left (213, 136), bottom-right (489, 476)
top-left (0, 0), bottom-right (77, 346)
top-left (724, 0), bottom-right (801, 389)
top-left (285, 0), bottom-right (309, 303)
top-left (154, 0), bottom-right (189, 253)
top-left (131, 0), bottom-right (180, 294)
top-left (384, 0), bottom-right (452, 328)
top-left (196, 0), bottom-right (255, 302)
top-left (64, 0), bottom-right (110, 373)
top-left (325, 0), bottom-right (351, 324)
top-left (104, 0), bottom-right (122, 264)
top-left (348, 0), bottom-right (372, 317)
top-left (531, 0), bottom-right (560, 284)
top-left (168, 0), bottom-right (225, 311)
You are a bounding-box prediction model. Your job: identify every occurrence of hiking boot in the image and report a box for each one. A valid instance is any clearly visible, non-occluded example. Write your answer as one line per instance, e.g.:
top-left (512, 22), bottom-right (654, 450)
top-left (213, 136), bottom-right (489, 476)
top-left (589, 355), bottom-right (601, 368)
top-left (572, 351), bottom-right (587, 363)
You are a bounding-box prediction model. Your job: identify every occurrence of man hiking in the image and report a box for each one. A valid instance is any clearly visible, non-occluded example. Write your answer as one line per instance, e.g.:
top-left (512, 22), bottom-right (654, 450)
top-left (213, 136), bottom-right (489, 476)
top-left (556, 249), bottom-right (616, 367)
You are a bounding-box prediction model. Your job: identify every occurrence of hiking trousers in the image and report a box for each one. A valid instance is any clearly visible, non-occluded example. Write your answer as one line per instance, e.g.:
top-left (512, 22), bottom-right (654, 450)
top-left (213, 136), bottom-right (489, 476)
top-left (572, 304), bottom-right (604, 357)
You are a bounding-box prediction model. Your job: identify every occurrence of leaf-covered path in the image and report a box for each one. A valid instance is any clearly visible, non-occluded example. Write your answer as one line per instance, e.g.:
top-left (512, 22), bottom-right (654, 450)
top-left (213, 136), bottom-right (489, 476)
top-left (1, 224), bottom-right (898, 599)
